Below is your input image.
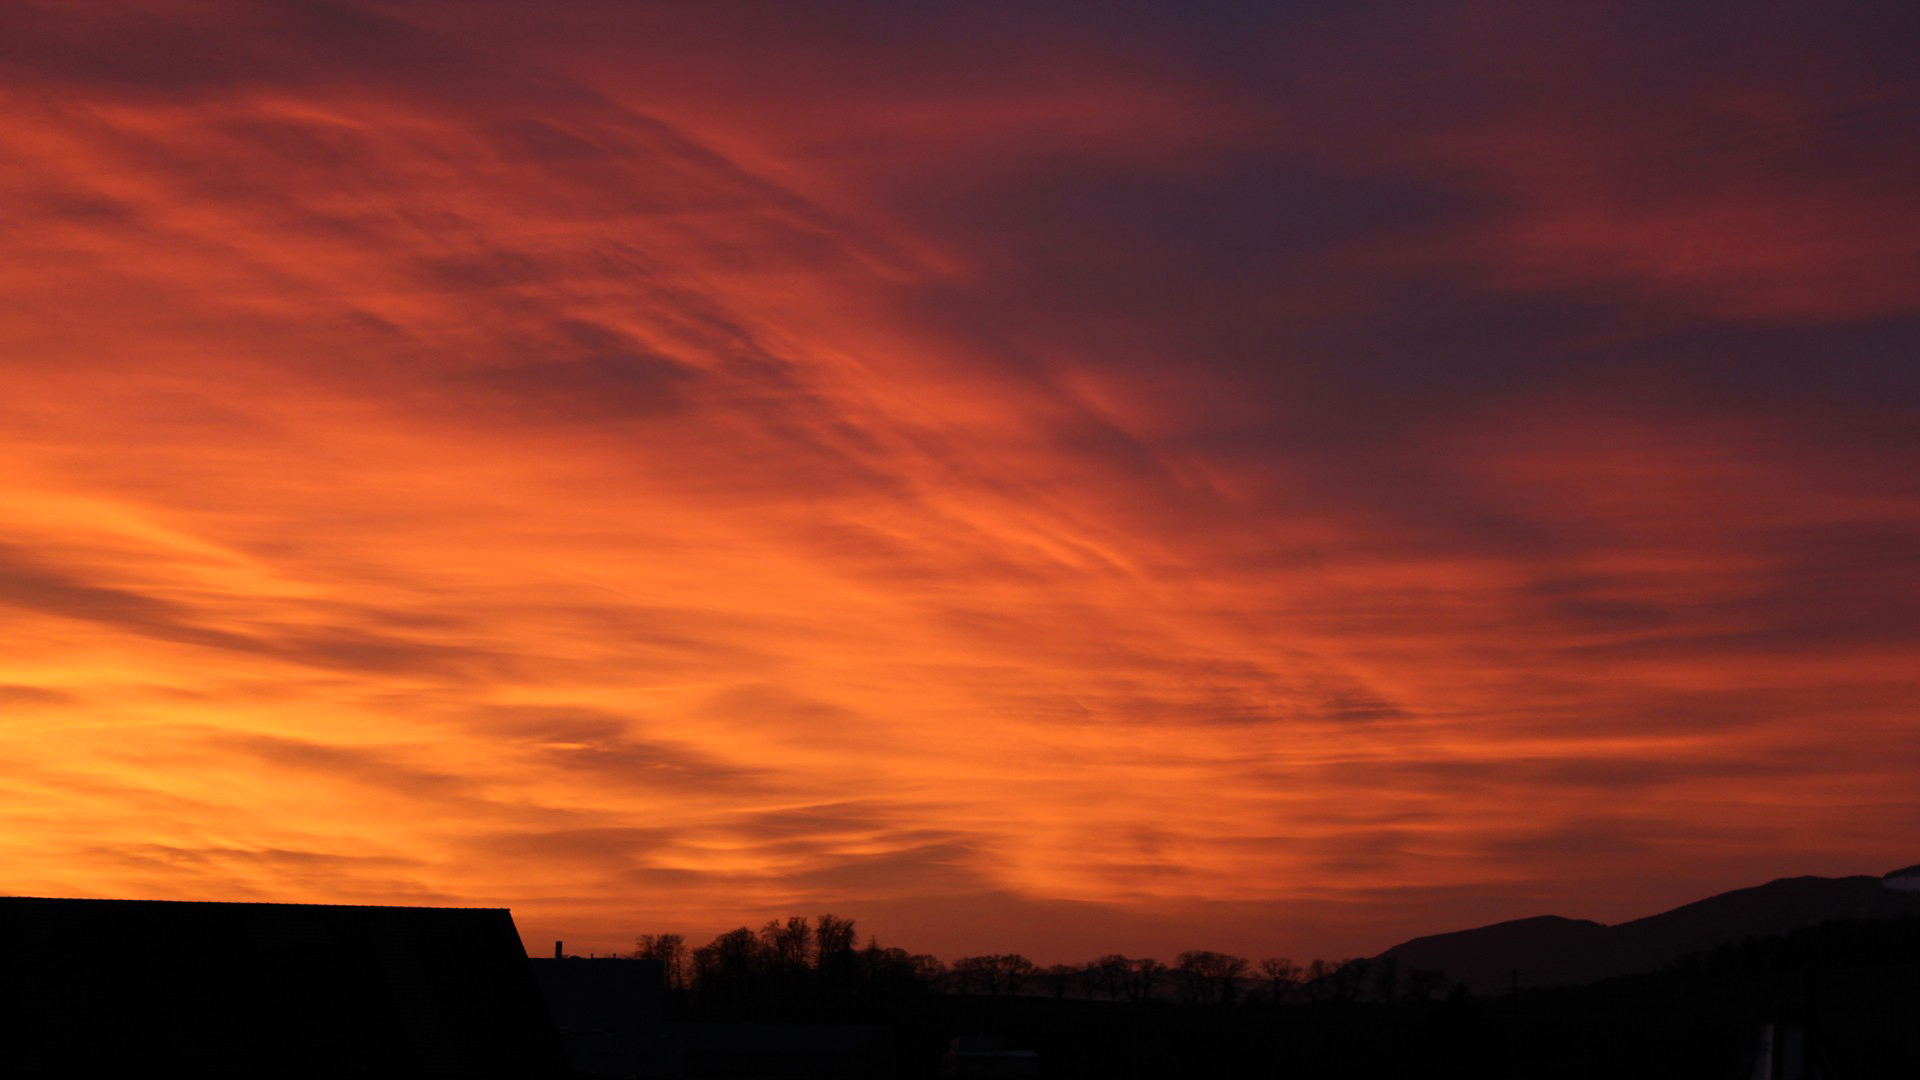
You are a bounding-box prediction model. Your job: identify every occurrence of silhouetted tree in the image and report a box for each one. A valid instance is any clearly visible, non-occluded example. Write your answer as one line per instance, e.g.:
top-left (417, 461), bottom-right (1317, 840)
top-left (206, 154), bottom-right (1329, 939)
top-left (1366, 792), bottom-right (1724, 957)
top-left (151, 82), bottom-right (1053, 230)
top-left (813, 914), bottom-right (856, 958)
top-left (949, 955), bottom-right (993, 995)
top-left (1329, 957), bottom-right (1369, 1003)
top-left (814, 915), bottom-right (855, 963)
top-left (1176, 950), bottom-right (1249, 1005)
top-left (1259, 956), bottom-right (1299, 1004)
top-left (910, 953), bottom-right (947, 985)
top-left (813, 914), bottom-right (857, 998)
top-left (691, 927), bottom-right (763, 1012)
top-left (1371, 955), bottom-right (1401, 1003)
top-left (854, 939), bottom-right (926, 1004)
top-left (949, 954), bottom-right (1036, 996)
top-left (631, 932), bottom-right (688, 991)
top-left (652, 915), bottom-right (952, 1020)
top-left (760, 916), bottom-right (813, 970)
top-left (999, 954), bottom-right (1036, 996)
top-left (1127, 957), bottom-right (1166, 1002)
top-left (1089, 954), bottom-right (1133, 1001)
top-left (755, 916), bottom-right (812, 1006)
top-left (1039, 963), bottom-right (1080, 999)
top-left (1301, 958), bottom-right (1338, 1002)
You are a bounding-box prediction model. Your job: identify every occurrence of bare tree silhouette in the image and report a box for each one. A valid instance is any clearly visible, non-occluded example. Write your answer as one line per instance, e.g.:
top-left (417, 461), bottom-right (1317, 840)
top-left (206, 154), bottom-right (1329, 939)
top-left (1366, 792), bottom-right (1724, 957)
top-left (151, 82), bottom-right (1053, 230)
top-left (950, 954), bottom-right (1036, 996)
top-left (1175, 950), bottom-right (1249, 1005)
top-left (1127, 957), bottom-right (1166, 1002)
top-left (1088, 954), bottom-right (1133, 1001)
top-left (631, 932), bottom-right (688, 991)
top-left (1258, 956), bottom-right (1299, 1004)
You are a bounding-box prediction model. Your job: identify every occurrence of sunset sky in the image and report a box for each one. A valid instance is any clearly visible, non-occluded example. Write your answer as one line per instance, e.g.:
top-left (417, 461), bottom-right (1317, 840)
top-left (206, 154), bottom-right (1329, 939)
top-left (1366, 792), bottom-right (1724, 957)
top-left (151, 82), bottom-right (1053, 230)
top-left (3, 1), bottom-right (1916, 963)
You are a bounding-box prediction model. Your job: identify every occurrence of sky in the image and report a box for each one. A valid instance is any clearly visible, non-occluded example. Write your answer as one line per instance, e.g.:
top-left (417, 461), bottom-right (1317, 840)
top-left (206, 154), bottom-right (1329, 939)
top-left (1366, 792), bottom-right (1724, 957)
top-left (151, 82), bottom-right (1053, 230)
top-left (2, 0), bottom-right (1917, 964)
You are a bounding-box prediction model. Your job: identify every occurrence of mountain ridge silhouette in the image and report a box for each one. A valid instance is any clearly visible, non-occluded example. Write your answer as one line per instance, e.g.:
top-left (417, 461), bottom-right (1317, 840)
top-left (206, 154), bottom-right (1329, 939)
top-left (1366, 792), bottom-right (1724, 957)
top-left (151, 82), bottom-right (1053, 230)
top-left (1376, 868), bottom-right (1920, 991)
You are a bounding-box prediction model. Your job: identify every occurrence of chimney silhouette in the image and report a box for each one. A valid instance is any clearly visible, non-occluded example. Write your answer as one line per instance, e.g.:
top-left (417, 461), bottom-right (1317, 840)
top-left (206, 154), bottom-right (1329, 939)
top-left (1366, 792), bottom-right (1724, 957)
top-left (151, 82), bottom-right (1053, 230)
top-left (554, 940), bottom-right (563, 960)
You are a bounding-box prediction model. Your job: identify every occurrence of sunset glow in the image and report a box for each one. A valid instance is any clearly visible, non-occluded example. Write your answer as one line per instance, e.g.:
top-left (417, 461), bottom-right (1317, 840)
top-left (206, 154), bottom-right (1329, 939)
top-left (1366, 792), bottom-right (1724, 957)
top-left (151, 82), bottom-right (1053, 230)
top-left (2, 1), bottom-right (1916, 962)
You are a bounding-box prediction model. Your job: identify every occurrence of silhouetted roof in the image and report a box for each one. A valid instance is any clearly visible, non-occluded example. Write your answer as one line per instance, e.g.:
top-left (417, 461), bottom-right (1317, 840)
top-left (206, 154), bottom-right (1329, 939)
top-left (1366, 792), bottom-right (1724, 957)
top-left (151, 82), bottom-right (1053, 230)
top-left (1, 896), bottom-right (568, 1078)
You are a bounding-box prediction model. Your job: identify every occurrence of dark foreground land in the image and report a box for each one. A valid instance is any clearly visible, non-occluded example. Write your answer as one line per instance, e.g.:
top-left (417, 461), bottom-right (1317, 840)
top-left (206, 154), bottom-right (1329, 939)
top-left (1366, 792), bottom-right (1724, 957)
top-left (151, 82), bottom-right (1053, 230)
top-left (661, 915), bottom-right (1919, 1079)
top-left (4, 895), bottom-right (1912, 1077)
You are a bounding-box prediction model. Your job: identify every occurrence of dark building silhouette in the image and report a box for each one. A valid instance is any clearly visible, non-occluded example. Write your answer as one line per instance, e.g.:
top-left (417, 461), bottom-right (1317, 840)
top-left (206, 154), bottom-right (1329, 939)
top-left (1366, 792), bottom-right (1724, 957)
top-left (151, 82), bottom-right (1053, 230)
top-left (529, 954), bottom-right (671, 1078)
top-left (1, 896), bottom-right (568, 1078)
top-left (527, 953), bottom-right (888, 1078)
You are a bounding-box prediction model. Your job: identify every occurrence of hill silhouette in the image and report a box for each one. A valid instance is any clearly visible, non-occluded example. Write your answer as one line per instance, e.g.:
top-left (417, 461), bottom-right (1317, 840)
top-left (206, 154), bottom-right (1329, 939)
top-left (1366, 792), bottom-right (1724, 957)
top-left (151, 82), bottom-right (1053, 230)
top-left (1378, 869), bottom-right (1920, 991)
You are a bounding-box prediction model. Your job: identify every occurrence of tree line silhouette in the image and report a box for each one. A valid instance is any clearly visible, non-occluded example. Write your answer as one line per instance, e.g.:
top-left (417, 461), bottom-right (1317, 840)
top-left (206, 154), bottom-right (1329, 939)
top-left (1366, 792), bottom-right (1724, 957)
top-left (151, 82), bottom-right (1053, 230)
top-left (614, 912), bottom-right (1920, 1077)
top-left (627, 914), bottom-right (1456, 1019)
